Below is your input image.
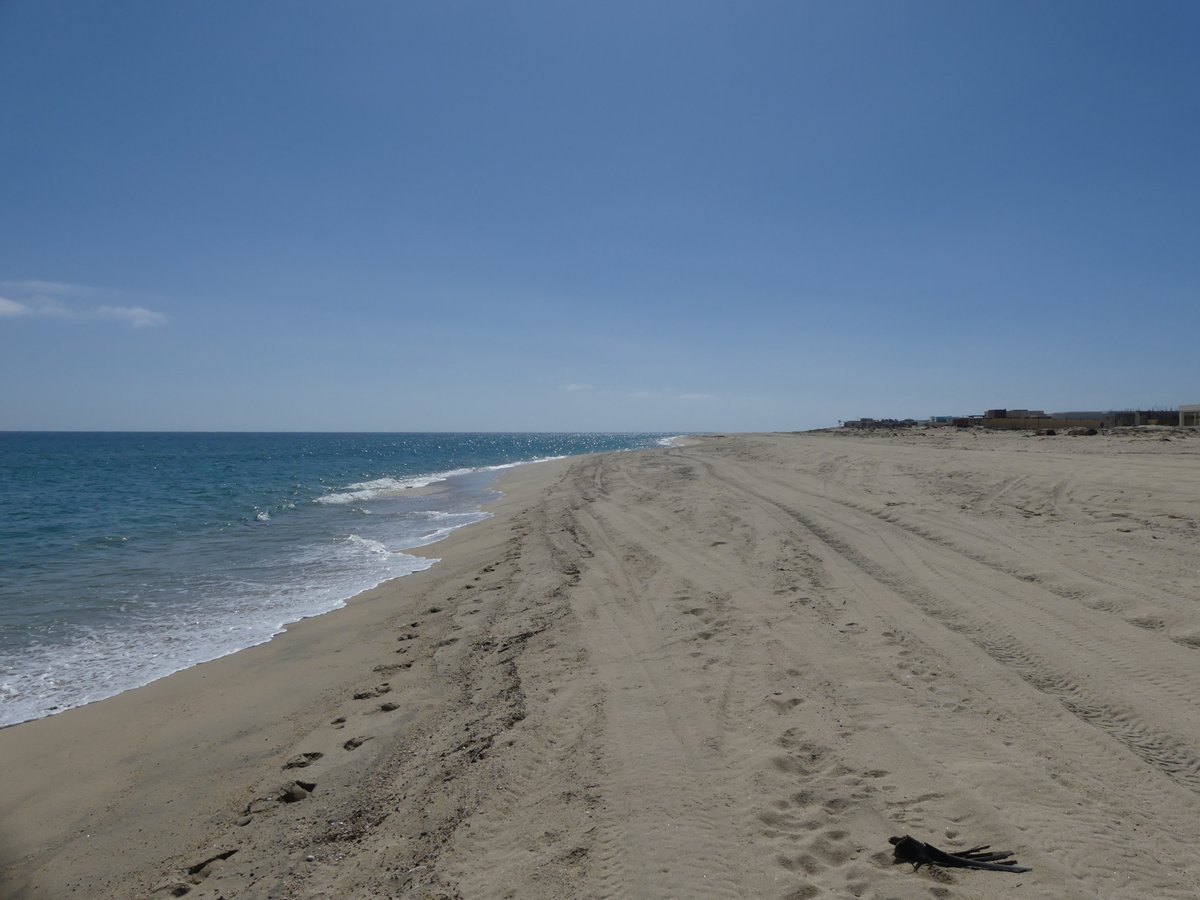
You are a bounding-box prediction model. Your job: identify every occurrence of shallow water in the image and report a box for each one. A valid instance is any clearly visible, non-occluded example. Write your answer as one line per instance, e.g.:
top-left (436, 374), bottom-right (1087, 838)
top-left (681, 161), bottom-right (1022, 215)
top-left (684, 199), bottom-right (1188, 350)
top-left (0, 432), bottom-right (672, 725)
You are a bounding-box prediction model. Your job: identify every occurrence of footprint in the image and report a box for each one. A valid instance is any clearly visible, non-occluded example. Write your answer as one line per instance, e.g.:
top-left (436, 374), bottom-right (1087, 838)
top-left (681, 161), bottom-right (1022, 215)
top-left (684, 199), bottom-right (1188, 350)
top-left (343, 735), bottom-right (374, 751)
top-left (180, 848), bottom-right (239, 888)
top-left (869, 850), bottom-right (893, 867)
top-left (251, 780), bottom-right (316, 807)
top-left (354, 683), bottom-right (391, 700)
top-left (777, 852), bottom-right (823, 875)
top-left (282, 751), bottom-right (324, 770)
top-left (811, 829), bottom-right (852, 865)
top-left (773, 732), bottom-right (833, 777)
top-left (782, 885), bottom-right (820, 900)
top-left (758, 810), bottom-right (790, 828)
top-left (281, 780), bottom-right (316, 802)
top-left (767, 696), bottom-right (804, 713)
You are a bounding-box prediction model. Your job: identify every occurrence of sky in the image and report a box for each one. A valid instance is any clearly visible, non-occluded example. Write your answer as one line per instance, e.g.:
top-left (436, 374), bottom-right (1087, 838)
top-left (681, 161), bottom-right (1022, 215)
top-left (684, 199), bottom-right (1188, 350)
top-left (0, 0), bottom-right (1196, 432)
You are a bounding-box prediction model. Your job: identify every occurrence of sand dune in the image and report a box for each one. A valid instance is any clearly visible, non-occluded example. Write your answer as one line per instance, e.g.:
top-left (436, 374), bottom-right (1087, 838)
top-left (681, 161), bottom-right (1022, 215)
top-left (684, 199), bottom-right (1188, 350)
top-left (4, 429), bottom-right (1200, 898)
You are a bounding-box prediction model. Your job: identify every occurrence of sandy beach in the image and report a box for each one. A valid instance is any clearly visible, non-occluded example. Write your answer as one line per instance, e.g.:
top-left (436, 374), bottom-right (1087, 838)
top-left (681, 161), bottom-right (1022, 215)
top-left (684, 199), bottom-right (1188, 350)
top-left (4, 429), bottom-right (1200, 899)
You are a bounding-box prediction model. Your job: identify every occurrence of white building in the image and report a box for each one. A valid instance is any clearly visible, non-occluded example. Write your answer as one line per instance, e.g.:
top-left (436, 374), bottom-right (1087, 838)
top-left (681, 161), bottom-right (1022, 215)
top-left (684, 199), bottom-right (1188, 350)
top-left (1181, 404), bottom-right (1200, 426)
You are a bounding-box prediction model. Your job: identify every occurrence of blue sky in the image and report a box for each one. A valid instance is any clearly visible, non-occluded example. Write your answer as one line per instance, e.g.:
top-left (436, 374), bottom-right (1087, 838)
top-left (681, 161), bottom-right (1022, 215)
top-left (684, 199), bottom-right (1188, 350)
top-left (1, 1), bottom-right (1196, 431)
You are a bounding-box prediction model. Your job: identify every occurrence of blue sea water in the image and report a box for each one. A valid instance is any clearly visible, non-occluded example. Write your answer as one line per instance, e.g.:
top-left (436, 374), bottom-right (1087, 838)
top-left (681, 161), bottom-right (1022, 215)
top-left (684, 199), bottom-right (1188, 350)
top-left (0, 432), bottom-right (672, 727)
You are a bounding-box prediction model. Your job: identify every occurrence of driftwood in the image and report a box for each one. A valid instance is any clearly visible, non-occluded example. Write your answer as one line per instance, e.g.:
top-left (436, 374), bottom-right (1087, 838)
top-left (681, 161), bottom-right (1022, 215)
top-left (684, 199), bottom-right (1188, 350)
top-left (890, 834), bottom-right (1032, 874)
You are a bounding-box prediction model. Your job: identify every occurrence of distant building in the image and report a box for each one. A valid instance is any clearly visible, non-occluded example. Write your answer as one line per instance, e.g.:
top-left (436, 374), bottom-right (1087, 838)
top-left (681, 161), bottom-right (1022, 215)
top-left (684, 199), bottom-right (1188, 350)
top-left (1056, 410), bottom-right (1178, 427)
top-left (843, 405), bottom-right (1200, 430)
top-left (1049, 411), bottom-right (1107, 427)
top-left (983, 409), bottom-right (1180, 429)
top-left (983, 409), bottom-right (1054, 429)
top-left (841, 417), bottom-right (919, 429)
top-left (986, 409), bottom-right (1046, 419)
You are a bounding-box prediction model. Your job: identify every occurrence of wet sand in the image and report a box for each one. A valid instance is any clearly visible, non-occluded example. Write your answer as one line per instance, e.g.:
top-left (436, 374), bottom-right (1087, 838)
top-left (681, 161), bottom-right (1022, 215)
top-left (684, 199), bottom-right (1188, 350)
top-left (4, 429), bottom-right (1200, 898)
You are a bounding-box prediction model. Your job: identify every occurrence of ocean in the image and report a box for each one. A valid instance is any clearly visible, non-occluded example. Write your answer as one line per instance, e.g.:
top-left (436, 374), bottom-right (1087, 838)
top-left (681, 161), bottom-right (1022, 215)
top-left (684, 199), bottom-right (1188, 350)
top-left (0, 432), bottom-right (673, 727)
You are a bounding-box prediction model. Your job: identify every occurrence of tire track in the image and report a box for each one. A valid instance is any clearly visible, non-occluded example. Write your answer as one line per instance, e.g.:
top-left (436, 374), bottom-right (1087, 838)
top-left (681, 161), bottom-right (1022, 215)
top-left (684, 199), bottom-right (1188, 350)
top-left (716, 456), bottom-right (1200, 716)
top-left (679, 443), bottom-right (1200, 897)
top-left (692, 454), bottom-right (1200, 801)
top-left (565, 456), bottom-right (749, 899)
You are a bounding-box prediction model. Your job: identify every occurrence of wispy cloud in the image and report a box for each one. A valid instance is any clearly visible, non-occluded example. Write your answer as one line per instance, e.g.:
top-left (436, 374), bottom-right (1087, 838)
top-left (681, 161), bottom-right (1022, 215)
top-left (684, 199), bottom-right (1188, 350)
top-left (0, 280), bottom-right (167, 327)
top-left (96, 305), bottom-right (168, 328)
top-left (0, 297), bottom-right (32, 317)
top-left (0, 293), bottom-right (71, 318)
top-left (15, 279), bottom-right (84, 296)
top-left (630, 389), bottom-right (718, 402)
top-left (559, 382), bottom-right (718, 403)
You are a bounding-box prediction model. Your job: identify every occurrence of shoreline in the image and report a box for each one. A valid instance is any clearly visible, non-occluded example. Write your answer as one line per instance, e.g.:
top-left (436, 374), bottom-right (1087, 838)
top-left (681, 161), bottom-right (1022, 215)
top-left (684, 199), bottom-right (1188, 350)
top-left (0, 451), bottom-right (581, 898)
top-left (1, 433), bottom-right (677, 730)
top-left (6, 431), bottom-right (1200, 898)
top-left (0, 451), bottom-right (598, 731)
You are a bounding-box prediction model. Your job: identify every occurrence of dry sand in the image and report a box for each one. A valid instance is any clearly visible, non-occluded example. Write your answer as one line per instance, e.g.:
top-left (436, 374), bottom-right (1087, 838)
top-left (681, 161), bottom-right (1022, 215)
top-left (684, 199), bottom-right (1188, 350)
top-left (4, 428), bottom-right (1200, 899)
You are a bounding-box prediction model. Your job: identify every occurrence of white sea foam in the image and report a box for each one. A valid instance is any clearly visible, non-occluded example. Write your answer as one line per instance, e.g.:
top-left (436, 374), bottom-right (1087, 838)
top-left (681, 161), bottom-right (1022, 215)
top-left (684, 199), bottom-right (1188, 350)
top-left (1, 434), bottom-right (666, 727)
top-left (0, 547), bottom-right (440, 727)
top-left (345, 534), bottom-right (390, 556)
top-left (481, 454), bottom-right (569, 472)
top-left (315, 468), bottom-right (477, 504)
top-left (316, 455), bottom-right (575, 507)
top-left (418, 509), bottom-right (482, 521)
top-left (0, 490), bottom-right (503, 727)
